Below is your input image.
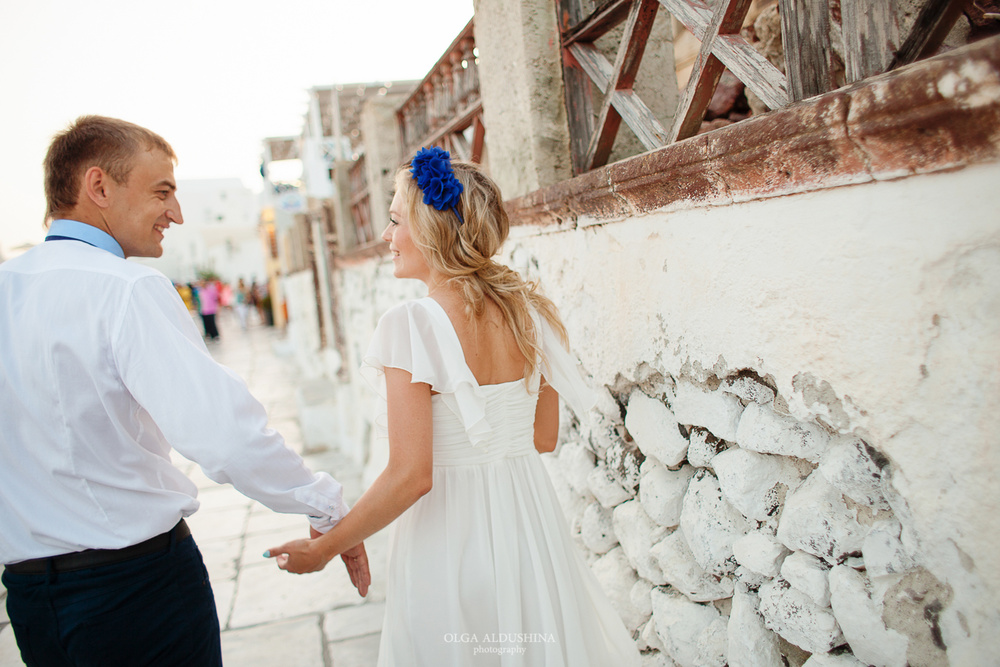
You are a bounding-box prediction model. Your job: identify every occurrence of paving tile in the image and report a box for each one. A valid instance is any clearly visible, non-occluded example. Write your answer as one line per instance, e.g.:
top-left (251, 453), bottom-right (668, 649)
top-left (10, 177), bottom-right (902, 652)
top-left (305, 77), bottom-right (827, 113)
top-left (221, 615), bottom-right (326, 667)
top-left (187, 504), bottom-right (250, 542)
top-left (245, 506), bottom-right (308, 537)
top-left (324, 601), bottom-right (386, 642)
top-left (197, 484), bottom-right (254, 512)
top-left (241, 525), bottom-right (304, 568)
top-left (211, 578), bottom-right (236, 631)
top-left (328, 632), bottom-right (382, 667)
top-left (229, 560), bottom-right (368, 629)
top-left (0, 624), bottom-right (25, 666)
top-left (197, 535), bottom-right (242, 582)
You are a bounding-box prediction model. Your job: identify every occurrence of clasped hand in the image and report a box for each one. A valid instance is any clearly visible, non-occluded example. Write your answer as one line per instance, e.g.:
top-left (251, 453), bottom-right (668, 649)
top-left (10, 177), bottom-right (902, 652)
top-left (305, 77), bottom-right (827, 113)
top-left (265, 527), bottom-right (370, 597)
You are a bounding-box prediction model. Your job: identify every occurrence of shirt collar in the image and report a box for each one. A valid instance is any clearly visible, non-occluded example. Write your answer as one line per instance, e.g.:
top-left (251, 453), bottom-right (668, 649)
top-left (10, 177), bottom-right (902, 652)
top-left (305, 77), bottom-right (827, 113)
top-left (47, 219), bottom-right (126, 259)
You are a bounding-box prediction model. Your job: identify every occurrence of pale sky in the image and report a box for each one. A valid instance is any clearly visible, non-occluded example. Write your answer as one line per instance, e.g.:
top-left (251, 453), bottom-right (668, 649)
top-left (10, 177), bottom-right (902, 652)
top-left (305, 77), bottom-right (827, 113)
top-left (0, 0), bottom-right (474, 257)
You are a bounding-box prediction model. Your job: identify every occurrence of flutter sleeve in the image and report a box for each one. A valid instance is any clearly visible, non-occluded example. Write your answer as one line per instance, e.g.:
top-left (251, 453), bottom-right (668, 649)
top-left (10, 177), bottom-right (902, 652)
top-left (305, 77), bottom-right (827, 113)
top-left (359, 299), bottom-right (492, 447)
top-left (537, 313), bottom-right (598, 418)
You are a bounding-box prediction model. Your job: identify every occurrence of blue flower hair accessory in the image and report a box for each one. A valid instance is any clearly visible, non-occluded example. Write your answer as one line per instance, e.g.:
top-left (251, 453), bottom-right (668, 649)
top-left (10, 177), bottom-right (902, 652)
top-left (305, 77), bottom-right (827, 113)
top-left (410, 146), bottom-right (464, 225)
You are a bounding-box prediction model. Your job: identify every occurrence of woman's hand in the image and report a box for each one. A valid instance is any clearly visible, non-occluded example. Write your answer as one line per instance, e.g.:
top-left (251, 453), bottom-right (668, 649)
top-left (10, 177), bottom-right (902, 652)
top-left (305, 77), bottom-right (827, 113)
top-left (264, 536), bottom-right (332, 574)
top-left (340, 542), bottom-right (371, 596)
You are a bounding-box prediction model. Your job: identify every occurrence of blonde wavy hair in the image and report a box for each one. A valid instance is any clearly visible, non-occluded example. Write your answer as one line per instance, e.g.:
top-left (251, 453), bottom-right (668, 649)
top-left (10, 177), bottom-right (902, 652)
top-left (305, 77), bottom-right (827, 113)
top-left (394, 159), bottom-right (568, 383)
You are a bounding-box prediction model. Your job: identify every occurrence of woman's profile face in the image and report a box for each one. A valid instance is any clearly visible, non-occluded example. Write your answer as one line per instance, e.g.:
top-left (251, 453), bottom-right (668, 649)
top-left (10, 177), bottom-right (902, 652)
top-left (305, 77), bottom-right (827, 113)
top-left (384, 189), bottom-right (431, 283)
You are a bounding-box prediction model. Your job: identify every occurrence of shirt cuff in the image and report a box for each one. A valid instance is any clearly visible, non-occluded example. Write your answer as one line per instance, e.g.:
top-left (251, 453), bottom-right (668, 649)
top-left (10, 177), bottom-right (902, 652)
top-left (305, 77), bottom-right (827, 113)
top-left (306, 500), bottom-right (351, 534)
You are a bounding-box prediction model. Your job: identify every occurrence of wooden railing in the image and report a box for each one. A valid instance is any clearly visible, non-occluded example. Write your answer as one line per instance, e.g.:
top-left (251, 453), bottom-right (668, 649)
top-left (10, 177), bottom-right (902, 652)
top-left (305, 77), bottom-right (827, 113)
top-left (348, 156), bottom-right (376, 245)
top-left (561, 0), bottom-right (969, 174)
top-left (397, 19), bottom-right (486, 163)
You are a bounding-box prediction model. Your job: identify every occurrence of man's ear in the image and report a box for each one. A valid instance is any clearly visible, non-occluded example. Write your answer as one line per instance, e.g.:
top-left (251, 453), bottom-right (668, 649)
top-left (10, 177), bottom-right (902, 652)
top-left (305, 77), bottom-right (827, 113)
top-left (83, 166), bottom-right (113, 209)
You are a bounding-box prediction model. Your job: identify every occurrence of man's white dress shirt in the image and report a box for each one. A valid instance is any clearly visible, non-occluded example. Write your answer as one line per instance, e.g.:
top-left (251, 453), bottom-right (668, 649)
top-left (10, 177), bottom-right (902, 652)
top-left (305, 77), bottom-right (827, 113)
top-left (0, 220), bottom-right (348, 564)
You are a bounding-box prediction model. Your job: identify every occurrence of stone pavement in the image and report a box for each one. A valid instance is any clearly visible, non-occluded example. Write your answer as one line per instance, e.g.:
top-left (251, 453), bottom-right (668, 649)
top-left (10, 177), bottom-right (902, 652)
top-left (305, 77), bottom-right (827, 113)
top-left (0, 309), bottom-right (387, 667)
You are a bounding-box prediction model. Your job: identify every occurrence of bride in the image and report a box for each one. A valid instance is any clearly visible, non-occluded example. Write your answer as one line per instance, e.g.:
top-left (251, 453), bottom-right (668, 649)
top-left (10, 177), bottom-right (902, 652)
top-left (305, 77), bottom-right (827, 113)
top-left (267, 147), bottom-right (639, 666)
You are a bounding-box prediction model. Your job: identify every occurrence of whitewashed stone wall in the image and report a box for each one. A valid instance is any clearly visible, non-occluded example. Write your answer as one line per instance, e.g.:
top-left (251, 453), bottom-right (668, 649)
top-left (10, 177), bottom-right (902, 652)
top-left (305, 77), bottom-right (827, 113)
top-left (504, 163), bottom-right (1000, 665)
top-left (303, 163), bottom-right (997, 664)
top-left (543, 371), bottom-right (936, 667)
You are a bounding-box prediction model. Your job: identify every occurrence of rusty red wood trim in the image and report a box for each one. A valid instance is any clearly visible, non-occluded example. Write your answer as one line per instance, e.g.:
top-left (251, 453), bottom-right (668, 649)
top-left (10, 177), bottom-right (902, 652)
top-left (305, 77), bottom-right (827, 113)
top-left (471, 113), bottom-right (486, 164)
top-left (506, 38), bottom-right (1000, 227)
top-left (562, 0), bottom-right (633, 45)
top-left (586, 0), bottom-right (661, 169)
top-left (671, 0), bottom-right (754, 142)
top-left (889, 0), bottom-right (964, 70)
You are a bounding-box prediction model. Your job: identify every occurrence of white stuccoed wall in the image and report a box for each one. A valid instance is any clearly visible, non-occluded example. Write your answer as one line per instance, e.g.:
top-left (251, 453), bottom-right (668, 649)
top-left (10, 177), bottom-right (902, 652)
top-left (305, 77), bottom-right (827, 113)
top-left (496, 162), bottom-right (1000, 665)
top-left (311, 158), bottom-right (998, 665)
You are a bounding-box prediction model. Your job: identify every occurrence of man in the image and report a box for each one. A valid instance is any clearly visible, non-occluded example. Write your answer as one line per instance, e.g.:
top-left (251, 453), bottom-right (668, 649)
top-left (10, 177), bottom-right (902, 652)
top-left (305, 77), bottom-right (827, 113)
top-left (0, 116), bottom-right (369, 666)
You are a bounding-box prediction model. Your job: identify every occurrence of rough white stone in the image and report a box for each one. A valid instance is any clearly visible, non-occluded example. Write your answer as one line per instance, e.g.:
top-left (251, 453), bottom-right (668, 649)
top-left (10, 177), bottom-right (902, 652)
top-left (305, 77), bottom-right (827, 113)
top-left (640, 617), bottom-right (667, 653)
top-left (862, 519), bottom-right (915, 579)
top-left (780, 551), bottom-right (832, 608)
top-left (630, 578), bottom-right (655, 619)
top-left (613, 500), bottom-right (668, 584)
top-left (651, 587), bottom-right (726, 667)
top-left (558, 440), bottom-right (597, 496)
top-left (728, 589), bottom-right (783, 667)
top-left (713, 447), bottom-right (803, 522)
top-left (680, 470), bottom-right (750, 575)
top-left (686, 427), bottom-right (728, 468)
top-left (625, 389), bottom-right (690, 467)
top-left (818, 436), bottom-right (891, 510)
top-left (670, 381), bottom-right (744, 441)
top-left (777, 473), bottom-right (867, 563)
top-left (640, 650), bottom-right (678, 667)
top-left (592, 547), bottom-right (645, 631)
top-left (733, 532), bottom-right (790, 579)
top-left (722, 374), bottom-right (777, 406)
top-left (587, 461), bottom-right (632, 509)
top-left (640, 462), bottom-right (695, 527)
top-left (801, 655), bottom-right (867, 667)
top-left (580, 501), bottom-right (618, 554)
top-left (829, 566), bottom-right (909, 667)
top-left (650, 530), bottom-right (735, 602)
top-left (758, 579), bottom-right (843, 654)
top-left (736, 402), bottom-right (830, 462)
top-left (734, 565), bottom-right (768, 591)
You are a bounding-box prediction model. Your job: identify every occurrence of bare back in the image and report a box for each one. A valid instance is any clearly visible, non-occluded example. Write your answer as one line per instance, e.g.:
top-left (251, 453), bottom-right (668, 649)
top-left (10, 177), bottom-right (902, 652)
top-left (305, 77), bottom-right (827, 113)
top-left (430, 292), bottom-right (526, 386)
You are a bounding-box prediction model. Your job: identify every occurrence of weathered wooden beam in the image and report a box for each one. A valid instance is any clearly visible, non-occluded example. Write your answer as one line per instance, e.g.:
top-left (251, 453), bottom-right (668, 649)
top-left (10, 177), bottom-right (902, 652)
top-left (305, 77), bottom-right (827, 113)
top-left (714, 34), bottom-right (789, 109)
top-left (586, 0), bottom-right (662, 169)
top-left (658, 0), bottom-right (713, 40)
top-left (562, 48), bottom-right (599, 174)
top-left (671, 0), bottom-right (754, 142)
top-left (841, 0), bottom-right (900, 83)
top-left (471, 113), bottom-right (486, 164)
top-left (889, 0), bottom-right (964, 70)
top-left (780, 0), bottom-right (835, 101)
top-left (563, 0), bottom-right (633, 45)
top-left (568, 42), bottom-right (669, 153)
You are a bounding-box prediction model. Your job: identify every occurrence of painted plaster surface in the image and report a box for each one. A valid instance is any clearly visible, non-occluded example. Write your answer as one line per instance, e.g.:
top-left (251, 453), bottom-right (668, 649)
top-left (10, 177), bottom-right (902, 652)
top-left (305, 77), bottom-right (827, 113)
top-left (504, 162), bottom-right (1000, 661)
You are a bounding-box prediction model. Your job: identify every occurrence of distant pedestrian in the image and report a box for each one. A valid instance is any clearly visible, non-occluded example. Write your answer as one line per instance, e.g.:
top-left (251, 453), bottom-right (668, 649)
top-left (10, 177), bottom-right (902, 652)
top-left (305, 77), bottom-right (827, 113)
top-left (198, 279), bottom-right (221, 341)
top-left (235, 277), bottom-right (250, 330)
top-left (0, 115), bottom-right (369, 667)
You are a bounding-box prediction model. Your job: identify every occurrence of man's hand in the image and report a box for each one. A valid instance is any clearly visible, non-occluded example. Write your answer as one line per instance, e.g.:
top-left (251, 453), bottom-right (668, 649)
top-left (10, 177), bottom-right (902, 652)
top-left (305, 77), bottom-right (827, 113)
top-left (340, 542), bottom-right (370, 597)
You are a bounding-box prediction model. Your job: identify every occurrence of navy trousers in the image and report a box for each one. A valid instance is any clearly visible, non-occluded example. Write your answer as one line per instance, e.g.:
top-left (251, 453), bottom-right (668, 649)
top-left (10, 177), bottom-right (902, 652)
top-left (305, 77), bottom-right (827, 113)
top-left (2, 534), bottom-right (222, 666)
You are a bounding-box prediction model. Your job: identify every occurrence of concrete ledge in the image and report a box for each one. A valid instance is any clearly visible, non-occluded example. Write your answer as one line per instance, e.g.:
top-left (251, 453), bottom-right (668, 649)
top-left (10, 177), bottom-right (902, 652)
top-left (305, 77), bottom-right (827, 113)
top-left (505, 36), bottom-right (1000, 226)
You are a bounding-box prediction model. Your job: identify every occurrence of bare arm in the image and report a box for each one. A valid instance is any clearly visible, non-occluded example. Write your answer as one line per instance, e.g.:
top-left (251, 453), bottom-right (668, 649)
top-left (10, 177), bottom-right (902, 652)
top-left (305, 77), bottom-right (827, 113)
top-left (534, 377), bottom-right (560, 453)
top-left (268, 366), bottom-right (434, 573)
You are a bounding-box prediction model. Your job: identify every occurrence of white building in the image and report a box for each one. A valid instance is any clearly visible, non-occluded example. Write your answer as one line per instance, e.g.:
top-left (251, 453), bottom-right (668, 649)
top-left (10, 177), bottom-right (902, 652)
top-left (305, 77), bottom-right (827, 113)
top-left (136, 178), bottom-right (266, 286)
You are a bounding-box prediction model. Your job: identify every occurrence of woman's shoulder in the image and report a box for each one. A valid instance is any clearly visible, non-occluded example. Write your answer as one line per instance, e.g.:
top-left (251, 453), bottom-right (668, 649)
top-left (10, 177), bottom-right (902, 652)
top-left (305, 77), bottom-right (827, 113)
top-left (378, 297), bottom-right (441, 324)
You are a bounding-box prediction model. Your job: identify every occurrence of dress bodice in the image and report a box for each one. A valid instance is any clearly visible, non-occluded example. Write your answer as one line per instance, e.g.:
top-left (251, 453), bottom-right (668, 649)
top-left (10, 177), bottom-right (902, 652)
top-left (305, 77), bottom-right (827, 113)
top-left (431, 381), bottom-right (538, 466)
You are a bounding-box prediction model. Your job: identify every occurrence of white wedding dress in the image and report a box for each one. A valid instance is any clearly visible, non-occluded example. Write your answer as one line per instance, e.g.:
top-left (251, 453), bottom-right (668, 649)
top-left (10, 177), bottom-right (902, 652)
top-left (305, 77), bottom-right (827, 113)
top-left (361, 298), bottom-right (640, 667)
